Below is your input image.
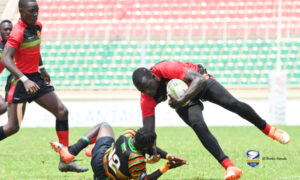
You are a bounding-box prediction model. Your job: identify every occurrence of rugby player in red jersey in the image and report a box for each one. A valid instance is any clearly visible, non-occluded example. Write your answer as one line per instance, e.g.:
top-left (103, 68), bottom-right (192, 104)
top-left (132, 60), bottom-right (290, 180)
top-left (0, 20), bottom-right (13, 114)
top-left (0, 0), bottom-right (87, 172)
top-left (50, 122), bottom-right (187, 179)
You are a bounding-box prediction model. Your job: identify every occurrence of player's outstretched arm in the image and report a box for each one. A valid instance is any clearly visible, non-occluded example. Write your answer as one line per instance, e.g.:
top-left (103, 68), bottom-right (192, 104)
top-left (143, 115), bottom-right (155, 131)
top-left (145, 146), bottom-right (187, 167)
top-left (155, 147), bottom-right (187, 166)
top-left (156, 147), bottom-right (168, 159)
top-left (142, 160), bottom-right (187, 180)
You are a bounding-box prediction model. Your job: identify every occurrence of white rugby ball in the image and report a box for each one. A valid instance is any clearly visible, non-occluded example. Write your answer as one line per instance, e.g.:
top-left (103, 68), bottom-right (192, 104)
top-left (167, 79), bottom-right (190, 107)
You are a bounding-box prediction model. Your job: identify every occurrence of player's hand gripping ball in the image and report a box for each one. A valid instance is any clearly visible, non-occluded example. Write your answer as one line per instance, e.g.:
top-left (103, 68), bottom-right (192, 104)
top-left (167, 79), bottom-right (190, 107)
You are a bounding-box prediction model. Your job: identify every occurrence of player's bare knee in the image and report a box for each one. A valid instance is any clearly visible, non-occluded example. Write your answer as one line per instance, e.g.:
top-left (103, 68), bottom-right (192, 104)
top-left (57, 106), bottom-right (68, 119)
top-left (5, 124), bottom-right (20, 135)
top-left (99, 122), bottom-right (114, 138)
top-left (11, 126), bottom-right (20, 134)
top-left (99, 122), bottom-right (112, 129)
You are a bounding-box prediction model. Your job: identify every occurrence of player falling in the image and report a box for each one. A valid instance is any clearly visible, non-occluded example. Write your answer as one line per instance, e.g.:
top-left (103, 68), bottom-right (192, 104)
top-left (50, 122), bottom-right (187, 179)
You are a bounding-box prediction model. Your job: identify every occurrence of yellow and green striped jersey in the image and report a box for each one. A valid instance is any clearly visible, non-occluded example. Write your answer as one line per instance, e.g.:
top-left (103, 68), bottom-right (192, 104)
top-left (103, 129), bottom-right (147, 179)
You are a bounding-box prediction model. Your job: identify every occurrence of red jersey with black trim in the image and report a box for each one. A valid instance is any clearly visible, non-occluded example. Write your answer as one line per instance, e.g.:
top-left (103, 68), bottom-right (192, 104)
top-left (0, 38), bottom-right (5, 73)
top-left (140, 61), bottom-right (199, 118)
top-left (5, 19), bottom-right (42, 73)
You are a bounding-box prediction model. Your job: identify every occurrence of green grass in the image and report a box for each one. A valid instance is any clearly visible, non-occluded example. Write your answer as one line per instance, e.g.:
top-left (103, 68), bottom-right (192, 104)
top-left (1, 126), bottom-right (300, 180)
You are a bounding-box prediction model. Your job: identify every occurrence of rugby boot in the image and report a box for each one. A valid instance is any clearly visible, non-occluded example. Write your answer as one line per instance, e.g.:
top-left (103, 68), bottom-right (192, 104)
top-left (85, 143), bottom-right (95, 157)
top-left (50, 140), bottom-right (74, 163)
top-left (224, 166), bottom-right (243, 180)
top-left (58, 160), bottom-right (88, 173)
top-left (268, 127), bottom-right (290, 144)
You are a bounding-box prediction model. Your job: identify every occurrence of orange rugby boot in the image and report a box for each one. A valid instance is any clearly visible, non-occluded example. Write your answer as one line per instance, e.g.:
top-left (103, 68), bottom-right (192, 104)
top-left (268, 127), bottom-right (290, 144)
top-left (50, 141), bottom-right (75, 163)
top-left (85, 143), bottom-right (95, 157)
top-left (224, 166), bottom-right (243, 180)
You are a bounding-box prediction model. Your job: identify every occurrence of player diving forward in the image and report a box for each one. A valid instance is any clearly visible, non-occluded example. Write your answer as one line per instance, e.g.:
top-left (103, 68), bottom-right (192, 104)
top-left (132, 60), bottom-right (290, 180)
top-left (50, 122), bottom-right (187, 179)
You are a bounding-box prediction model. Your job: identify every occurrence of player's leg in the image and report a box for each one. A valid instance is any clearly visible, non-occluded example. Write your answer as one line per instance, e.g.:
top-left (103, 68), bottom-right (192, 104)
top-left (0, 103), bottom-right (26, 140)
top-left (50, 122), bottom-right (112, 161)
top-left (205, 80), bottom-right (289, 144)
top-left (91, 122), bottom-right (114, 179)
top-left (0, 95), bottom-right (8, 115)
top-left (176, 100), bottom-right (242, 179)
top-left (68, 122), bottom-right (112, 157)
top-left (177, 100), bottom-right (231, 166)
top-left (35, 91), bottom-right (88, 172)
top-left (205, 80), bottom-right (267, 130)
top-left (34, 91), bottom-right (69, 147)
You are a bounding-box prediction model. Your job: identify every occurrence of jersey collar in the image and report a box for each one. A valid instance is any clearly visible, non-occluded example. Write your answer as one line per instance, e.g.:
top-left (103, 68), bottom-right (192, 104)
top-left (18, 19), bottom-right (28, 28)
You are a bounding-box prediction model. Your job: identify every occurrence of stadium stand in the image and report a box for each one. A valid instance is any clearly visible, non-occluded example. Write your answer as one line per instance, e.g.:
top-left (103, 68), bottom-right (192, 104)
top-left (0, 39), bottom-right (289, 88)
top-left (37, 0), bottom-right (300, 38)
top-left (0, 0), bottom-right (298, 91)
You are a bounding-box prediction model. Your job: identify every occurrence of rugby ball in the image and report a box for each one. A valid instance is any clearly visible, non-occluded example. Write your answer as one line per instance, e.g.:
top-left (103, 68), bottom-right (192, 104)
top-left (167, 79), bottom-right (190, 107)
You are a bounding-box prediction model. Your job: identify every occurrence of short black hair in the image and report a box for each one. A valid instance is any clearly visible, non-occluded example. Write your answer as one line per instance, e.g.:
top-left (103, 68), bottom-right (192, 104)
top-left (132, 67), bottom-right (152, 88)
top-left (135, 127), bottom-right (157, 146)
top-left (19, 0), bottom-right (37, 9)
top-left (0, 20), bottom-right (12, 26)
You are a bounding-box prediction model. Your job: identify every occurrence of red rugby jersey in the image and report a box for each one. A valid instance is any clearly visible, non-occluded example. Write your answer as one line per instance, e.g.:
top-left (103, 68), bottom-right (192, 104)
top-left (5, 19), bottom-right (42, 73)
top-left (140, 61), bottom-right (199, 118)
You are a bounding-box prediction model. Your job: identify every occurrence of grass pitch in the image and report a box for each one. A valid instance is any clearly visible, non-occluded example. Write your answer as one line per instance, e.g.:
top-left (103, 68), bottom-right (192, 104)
top-left (0, 126), bottom-right (299, 180)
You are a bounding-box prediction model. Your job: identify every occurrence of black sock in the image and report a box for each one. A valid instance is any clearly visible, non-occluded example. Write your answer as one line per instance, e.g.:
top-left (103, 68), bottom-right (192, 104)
top-left (0, 126), bottom-right (6, 141)
top-left (68, 137), bottom-right (89, 156)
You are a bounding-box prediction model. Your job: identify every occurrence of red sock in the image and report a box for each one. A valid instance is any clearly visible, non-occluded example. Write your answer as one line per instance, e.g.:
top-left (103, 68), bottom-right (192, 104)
top-left (262, 123), bottom-right (271, 135)
top-left (56, 120), bottom-right (69, 147)
top-left (56, 131), bottom-right (69, 147)
top-left (90, 137), bottom-right (96, 144)
top-left (221, 158), bottom-right (235, 170)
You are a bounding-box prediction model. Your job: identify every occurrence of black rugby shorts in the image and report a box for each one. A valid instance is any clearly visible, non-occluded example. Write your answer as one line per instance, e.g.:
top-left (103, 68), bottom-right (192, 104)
top-left (5, 72), bottom-right (54, 103)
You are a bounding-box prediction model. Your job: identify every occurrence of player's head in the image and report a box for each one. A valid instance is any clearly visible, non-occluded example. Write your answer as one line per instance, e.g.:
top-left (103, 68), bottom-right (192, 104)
top-left (19, 0), bottom-right (39, 26)
top-left (133, 127), bottom-right (157, 153)
top-left (132, 67), bottom-right (160, 97)
top-left (0, 20), bottom-right (13, 41)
